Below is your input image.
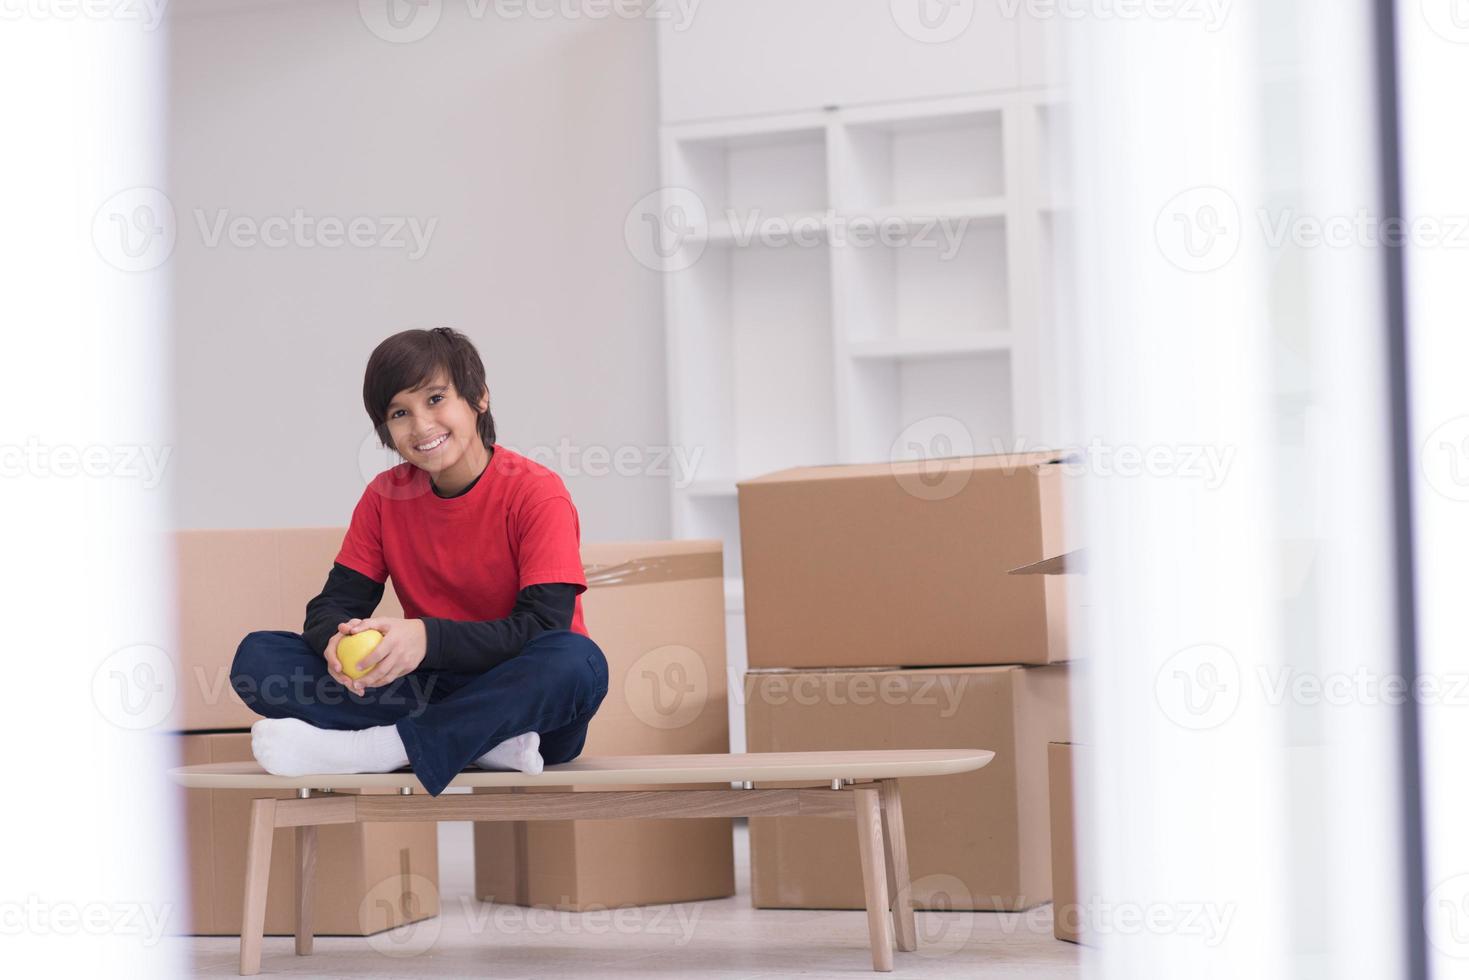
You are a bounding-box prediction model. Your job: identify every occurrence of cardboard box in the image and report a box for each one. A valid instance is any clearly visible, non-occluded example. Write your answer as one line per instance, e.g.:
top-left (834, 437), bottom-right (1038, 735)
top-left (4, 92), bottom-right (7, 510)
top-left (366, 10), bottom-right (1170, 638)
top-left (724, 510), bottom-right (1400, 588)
top-left (1048, 741), bottom-right (1082, 943)
top-left (473, 540), bottom-right (736, 910)
top-left (165, 731), bottom-right (439, 936)
top-left (737, 452), bottom-right (1070, 669)
top-left (746, 663), bottom-right (1069, 910)
top-left (171, 528), bottom-right (408, 731)
top-left (1009, 548), bottom-right (1086, 665)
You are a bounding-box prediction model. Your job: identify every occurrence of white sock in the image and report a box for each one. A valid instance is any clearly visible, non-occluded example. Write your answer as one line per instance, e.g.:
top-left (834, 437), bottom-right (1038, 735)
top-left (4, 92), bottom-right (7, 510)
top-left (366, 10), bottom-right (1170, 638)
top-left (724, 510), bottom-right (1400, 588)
top-left (473, 731), bottom-right (544, 774)
top-left (250, 717), bottom-right (409, 777)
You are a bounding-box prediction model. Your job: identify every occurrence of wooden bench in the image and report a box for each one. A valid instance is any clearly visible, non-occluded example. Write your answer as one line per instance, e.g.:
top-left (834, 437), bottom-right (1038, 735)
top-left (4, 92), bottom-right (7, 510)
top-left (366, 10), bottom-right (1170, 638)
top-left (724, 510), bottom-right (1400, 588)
top-left (169, 748), bottom-right (994, 975)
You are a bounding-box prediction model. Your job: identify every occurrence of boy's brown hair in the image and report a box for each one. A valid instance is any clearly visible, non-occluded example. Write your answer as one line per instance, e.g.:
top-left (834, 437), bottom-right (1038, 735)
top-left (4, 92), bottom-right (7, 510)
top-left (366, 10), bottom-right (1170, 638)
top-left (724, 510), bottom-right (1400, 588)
top-left (363, 327), bottom-right (496, 453)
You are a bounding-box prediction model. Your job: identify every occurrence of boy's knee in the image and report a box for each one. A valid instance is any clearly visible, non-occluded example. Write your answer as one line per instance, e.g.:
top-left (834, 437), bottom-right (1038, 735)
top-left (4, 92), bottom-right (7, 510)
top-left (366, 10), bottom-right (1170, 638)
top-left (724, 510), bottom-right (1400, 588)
top-left (230, 632), bottom-right (267, 704)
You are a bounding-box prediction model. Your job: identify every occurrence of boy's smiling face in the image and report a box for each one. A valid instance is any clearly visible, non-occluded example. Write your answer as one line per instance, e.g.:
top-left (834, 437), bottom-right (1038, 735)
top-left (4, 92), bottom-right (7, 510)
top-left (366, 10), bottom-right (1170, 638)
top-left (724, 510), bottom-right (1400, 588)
top-left (384, 370), bottom-right (490, 482)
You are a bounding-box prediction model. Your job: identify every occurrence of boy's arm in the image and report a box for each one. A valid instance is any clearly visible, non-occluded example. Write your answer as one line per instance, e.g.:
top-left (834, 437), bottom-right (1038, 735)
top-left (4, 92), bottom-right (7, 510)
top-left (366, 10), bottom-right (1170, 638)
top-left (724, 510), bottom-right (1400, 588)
top-left (420, 582), bottom-right (581, 674)
top-left (302, 562), bottom-right (386, 657)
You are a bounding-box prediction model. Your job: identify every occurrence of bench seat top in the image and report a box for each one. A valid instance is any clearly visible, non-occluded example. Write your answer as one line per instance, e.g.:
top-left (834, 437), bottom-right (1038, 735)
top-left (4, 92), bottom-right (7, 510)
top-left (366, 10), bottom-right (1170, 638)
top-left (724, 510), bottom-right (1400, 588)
top-left (168, 748), bottom-right (994, 791)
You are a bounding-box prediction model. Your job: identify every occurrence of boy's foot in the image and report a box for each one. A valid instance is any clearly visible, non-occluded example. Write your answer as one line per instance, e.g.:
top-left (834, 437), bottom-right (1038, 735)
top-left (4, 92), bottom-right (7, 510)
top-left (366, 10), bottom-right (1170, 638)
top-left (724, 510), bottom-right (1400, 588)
top-left (473, 731), bottom-right (544, 774)
top-left (250, 717), bottom-right (409, 777)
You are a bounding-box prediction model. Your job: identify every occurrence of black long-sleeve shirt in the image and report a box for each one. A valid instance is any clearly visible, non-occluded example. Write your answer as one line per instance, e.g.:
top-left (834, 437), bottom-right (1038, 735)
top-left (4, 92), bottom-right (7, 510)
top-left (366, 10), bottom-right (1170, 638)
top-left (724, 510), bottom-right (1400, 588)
top-left (301, 562), bottom-right (579, 674)
top-left (301, 453), bottom-right (581, 674)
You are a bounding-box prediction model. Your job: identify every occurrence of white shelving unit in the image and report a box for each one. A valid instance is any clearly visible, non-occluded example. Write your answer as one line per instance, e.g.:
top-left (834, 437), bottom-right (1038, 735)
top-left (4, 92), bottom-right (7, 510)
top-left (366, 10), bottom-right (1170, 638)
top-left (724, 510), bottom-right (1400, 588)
top-left (659, 89), bottom-right (1069, 609)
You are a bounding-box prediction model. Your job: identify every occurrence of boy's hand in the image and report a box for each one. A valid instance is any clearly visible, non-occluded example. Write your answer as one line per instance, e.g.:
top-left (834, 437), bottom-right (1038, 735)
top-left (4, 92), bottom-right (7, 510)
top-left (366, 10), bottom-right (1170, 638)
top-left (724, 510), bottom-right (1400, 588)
top-left (323, 628), bottom-right (354, 688)
top-left (339, 617), bottom-right (427, 693)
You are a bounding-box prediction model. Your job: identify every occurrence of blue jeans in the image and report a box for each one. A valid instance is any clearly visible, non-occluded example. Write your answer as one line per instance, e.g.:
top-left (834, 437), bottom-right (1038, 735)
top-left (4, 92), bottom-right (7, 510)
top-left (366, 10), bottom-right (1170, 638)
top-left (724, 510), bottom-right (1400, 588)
top-left (230, 628), bottom-right (609, 796)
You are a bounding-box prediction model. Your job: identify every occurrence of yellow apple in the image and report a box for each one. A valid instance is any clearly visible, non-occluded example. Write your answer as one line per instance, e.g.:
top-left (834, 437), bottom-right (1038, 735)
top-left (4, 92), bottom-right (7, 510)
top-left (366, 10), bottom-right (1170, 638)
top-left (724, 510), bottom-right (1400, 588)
top-left (336, 628), bottom-right (383, 680)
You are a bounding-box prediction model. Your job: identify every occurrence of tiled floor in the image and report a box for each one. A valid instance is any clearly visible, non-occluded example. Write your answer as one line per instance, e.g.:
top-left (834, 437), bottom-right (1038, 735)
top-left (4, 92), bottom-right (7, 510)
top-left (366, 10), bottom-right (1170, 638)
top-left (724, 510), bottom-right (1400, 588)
top-left (173, 818), bottom-right (1080, 978)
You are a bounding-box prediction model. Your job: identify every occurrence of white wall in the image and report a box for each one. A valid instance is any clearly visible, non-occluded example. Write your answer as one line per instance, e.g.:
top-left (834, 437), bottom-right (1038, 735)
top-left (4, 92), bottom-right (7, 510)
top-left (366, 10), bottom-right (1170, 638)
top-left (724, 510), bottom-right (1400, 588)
top-left (166, 0), bottom-right (669, 541)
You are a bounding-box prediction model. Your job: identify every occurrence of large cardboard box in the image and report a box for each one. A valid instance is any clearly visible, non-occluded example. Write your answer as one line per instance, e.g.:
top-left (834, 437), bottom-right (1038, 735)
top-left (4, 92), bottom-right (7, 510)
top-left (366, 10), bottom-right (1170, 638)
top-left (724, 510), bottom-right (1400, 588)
top-left (171, 528), bottom-right (408, 731)
top-left (1048, 741), bottom-right (1082, 944)
top-left (165, 731), bottom-right (439, 936)
top-left (473, 540), bottom-right (736, 910)
top-left (746, 663), bottom-right (1068, 910)
top-left (736, 452), bottom-right (1070, 669)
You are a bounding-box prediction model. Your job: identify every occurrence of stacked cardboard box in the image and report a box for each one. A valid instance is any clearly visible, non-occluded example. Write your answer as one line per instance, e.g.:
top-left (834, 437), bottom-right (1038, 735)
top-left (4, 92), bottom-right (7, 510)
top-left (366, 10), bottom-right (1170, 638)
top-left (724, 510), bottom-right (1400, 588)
top-left (1049, 741), bottom-right (1083, 943)
top-left (737, 453), bottom-right (1075, 911)
top-left (472, 539), bottom-right (736, 910)
top-left (166, 527), bottom-right (439, 936)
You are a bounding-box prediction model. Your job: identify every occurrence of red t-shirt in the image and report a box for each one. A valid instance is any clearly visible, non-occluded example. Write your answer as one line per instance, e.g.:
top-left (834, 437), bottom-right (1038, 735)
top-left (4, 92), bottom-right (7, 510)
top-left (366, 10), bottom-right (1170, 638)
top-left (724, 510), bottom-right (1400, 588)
top-left (335, 443), bottom-right (589, 638)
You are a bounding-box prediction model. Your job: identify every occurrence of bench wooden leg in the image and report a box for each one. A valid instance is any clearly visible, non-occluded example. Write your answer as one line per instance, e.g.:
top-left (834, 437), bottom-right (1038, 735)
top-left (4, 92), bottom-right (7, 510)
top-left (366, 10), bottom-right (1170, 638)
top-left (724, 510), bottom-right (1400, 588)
top-left (240, 797), bottom-right (277, 977)
top-left (295, 824), bottom-right (317, 956)
top-left (878, 779), bottom-right (917, 952)
top-left (853, 787), bottom-right (894, 972)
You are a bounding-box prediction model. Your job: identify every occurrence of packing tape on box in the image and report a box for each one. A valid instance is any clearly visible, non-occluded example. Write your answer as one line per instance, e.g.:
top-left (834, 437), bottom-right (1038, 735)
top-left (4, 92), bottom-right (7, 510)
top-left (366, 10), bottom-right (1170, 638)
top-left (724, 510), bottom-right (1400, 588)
top-left (581, 551), bottom-right (723, 589)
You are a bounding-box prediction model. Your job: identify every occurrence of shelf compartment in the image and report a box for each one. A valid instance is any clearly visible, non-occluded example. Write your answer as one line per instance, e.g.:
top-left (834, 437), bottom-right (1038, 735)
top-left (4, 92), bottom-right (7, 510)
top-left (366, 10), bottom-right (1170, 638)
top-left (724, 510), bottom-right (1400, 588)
top-left (671, 126), bottom-right (828, 240)
top-left (839, 107), bottom-right (1006, 212)
top-left (842, 218), bottom-right (1010, 343)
